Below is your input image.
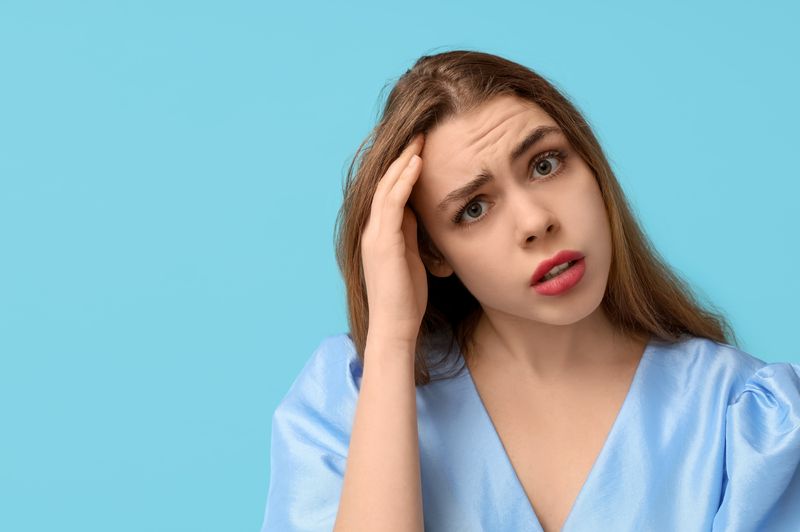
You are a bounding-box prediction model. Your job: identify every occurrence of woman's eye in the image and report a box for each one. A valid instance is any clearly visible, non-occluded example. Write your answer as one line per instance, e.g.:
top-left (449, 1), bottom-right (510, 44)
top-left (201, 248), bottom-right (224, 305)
top-left (454, 150), bottom-right (568, 227)
top-left (460, 199), bottom-right (489, 222)
top-left (531, 155), bottom-right (562, 178)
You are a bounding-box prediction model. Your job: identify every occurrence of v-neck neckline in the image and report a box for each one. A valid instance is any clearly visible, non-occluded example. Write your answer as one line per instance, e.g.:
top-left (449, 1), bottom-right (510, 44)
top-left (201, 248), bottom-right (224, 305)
top-left (460, 335), bottom-right (656, 532)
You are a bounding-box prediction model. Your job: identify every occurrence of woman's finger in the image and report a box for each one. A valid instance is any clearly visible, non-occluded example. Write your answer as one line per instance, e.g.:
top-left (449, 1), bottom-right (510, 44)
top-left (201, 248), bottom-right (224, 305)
top-left (367, 134), bottom-right (424, 232)
top-left (382, 153), bottom-right (422, 233)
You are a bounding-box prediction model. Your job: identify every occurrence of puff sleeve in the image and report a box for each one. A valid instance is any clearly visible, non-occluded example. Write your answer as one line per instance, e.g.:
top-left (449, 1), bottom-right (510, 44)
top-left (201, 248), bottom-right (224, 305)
top-left (712, 362), bottom-right (800, 532)
top-left (259, 334), bottom-right (363, 531)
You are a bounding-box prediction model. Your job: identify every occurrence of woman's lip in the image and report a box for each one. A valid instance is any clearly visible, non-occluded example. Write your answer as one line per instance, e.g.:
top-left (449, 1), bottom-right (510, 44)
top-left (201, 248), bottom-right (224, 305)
top-left (530, 250), bottom-right (585, 285)
top-left (532, 257), bottom-right (586, 295)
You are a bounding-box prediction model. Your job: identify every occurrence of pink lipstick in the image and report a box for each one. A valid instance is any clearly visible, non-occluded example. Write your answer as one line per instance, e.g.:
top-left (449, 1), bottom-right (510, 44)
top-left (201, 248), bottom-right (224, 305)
top-left (530, 250), bottom-right (586, 296)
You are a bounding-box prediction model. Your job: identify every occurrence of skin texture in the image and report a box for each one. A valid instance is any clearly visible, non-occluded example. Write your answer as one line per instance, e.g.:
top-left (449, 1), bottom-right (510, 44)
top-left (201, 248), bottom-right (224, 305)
top-left (409, 94), bottom-right (635, 382)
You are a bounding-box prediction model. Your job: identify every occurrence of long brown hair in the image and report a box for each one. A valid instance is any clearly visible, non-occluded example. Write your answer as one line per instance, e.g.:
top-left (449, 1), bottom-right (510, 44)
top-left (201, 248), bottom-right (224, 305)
top-left (334, 49), bottom-right (738, 386)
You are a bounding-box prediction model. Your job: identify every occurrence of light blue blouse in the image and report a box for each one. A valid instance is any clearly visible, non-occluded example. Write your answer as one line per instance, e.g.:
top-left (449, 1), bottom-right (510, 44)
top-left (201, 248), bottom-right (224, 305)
top-left (260, 333), bottom-right (800, 531)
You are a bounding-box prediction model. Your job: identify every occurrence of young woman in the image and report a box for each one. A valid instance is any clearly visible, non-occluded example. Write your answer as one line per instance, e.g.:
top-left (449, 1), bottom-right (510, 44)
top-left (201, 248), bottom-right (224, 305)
top-left (261, 50), bottom-right (800, 532)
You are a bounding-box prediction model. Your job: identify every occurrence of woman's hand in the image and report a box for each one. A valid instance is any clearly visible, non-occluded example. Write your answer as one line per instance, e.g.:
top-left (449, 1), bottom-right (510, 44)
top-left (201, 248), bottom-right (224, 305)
top-left (360, 133), bottom-right (428, 351)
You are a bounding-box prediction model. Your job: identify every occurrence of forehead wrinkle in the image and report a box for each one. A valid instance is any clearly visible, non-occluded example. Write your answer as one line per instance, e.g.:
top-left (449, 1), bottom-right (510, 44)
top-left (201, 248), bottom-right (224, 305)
top-left (421, 99), bottom-right (544, 214)
top-left (463, 107), bottom-right (529, 166)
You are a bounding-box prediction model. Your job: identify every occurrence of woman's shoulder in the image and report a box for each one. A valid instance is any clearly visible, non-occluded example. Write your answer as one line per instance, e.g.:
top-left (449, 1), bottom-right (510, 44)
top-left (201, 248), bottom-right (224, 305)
top-left (703, 339), bottom-right (800, 529)
top-left (276, 333), bottom-right (363, 414)
top-left (650, 334), bottom-right (799, 406)
top-left (263, 333), bottom-right (362, 531)
top-left (300, 332), bottom-right (362, 382)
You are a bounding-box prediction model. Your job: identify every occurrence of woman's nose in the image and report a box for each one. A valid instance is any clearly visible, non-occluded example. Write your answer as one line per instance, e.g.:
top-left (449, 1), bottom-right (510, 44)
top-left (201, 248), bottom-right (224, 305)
top-left (512, 195), bottom-right (558, 245)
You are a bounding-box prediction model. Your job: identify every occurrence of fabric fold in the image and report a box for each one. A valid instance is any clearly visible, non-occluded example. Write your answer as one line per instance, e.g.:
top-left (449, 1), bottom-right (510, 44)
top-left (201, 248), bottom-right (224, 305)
top-left (712, 363), bottom-right (800, 532)
top-left (260, 334), bottom-right (361, 531)
top-left (259, 334), bottom-right (800, 531)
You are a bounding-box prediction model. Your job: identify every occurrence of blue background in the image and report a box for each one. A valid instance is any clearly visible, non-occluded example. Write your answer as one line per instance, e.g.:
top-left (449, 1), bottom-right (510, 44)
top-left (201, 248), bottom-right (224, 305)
top-left (1, 1), bottom-right (798, 530)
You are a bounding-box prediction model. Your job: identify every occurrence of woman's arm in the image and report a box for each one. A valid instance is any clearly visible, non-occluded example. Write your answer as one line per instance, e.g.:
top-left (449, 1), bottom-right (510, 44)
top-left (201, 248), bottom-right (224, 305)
top-left (333, 333), bottom-right (424, 532)
top-left (334, 133), bottom-right (427, 531)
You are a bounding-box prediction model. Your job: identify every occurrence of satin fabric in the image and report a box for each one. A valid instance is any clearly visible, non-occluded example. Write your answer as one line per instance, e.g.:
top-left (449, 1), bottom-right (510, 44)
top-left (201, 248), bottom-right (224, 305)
top-left (260, 333), bottom-right (800, 531)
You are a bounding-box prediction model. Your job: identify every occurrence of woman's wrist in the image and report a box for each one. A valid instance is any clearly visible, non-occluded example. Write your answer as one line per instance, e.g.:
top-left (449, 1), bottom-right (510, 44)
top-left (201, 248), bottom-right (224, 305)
top-left (365, 329), bottom-right (417, 361)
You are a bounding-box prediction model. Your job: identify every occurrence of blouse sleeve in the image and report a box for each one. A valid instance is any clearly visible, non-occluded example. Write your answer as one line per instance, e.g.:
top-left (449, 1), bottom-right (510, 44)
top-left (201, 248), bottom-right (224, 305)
top-left (259, 334), bottom-right (362, 532)
top-left (712, 362), bottom-right (800, 532)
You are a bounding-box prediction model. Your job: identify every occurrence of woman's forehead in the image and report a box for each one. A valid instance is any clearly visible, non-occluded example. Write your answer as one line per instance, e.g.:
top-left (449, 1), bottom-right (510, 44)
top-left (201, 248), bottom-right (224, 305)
top-left (422, 98), bottom-right (556, 169)
top-left (417, 104), bottom-right (560, 201)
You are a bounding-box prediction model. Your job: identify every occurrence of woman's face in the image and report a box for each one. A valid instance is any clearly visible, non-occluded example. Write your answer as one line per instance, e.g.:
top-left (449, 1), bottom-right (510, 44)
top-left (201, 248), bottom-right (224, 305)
top-left (409, 94), bottom-right (613, 326)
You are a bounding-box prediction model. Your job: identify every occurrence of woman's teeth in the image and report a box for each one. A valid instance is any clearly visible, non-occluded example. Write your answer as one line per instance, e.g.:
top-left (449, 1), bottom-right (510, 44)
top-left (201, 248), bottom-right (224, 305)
top-left (541, 260), bottom-right (575, 282)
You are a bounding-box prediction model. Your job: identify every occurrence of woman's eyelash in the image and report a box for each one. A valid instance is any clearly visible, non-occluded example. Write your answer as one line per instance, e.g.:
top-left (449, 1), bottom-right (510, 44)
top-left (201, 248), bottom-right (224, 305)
top-left (450, 149), bottom-right (569, 227)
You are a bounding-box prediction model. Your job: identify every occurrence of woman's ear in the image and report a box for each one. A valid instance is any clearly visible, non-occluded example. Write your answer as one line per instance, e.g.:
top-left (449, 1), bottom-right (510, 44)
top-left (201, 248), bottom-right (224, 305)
top-left (423, 250), bottom-right (454, 278)
top-left (417, 223), bottom-right (454, 278)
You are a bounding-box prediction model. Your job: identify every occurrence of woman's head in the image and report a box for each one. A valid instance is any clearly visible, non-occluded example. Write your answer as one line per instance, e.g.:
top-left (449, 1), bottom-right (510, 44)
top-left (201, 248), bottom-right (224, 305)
top-left (335, 50), bottom-right (737, 386)
top-left (409, 93), bottom-right (612, 333)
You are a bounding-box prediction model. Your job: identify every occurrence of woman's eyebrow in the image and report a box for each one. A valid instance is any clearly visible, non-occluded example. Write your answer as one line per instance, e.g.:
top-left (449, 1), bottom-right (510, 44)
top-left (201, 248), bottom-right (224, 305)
top-left (509, 125), bottom-right (563, 162)
top-left (435, 125), bottom-right (563, 213)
